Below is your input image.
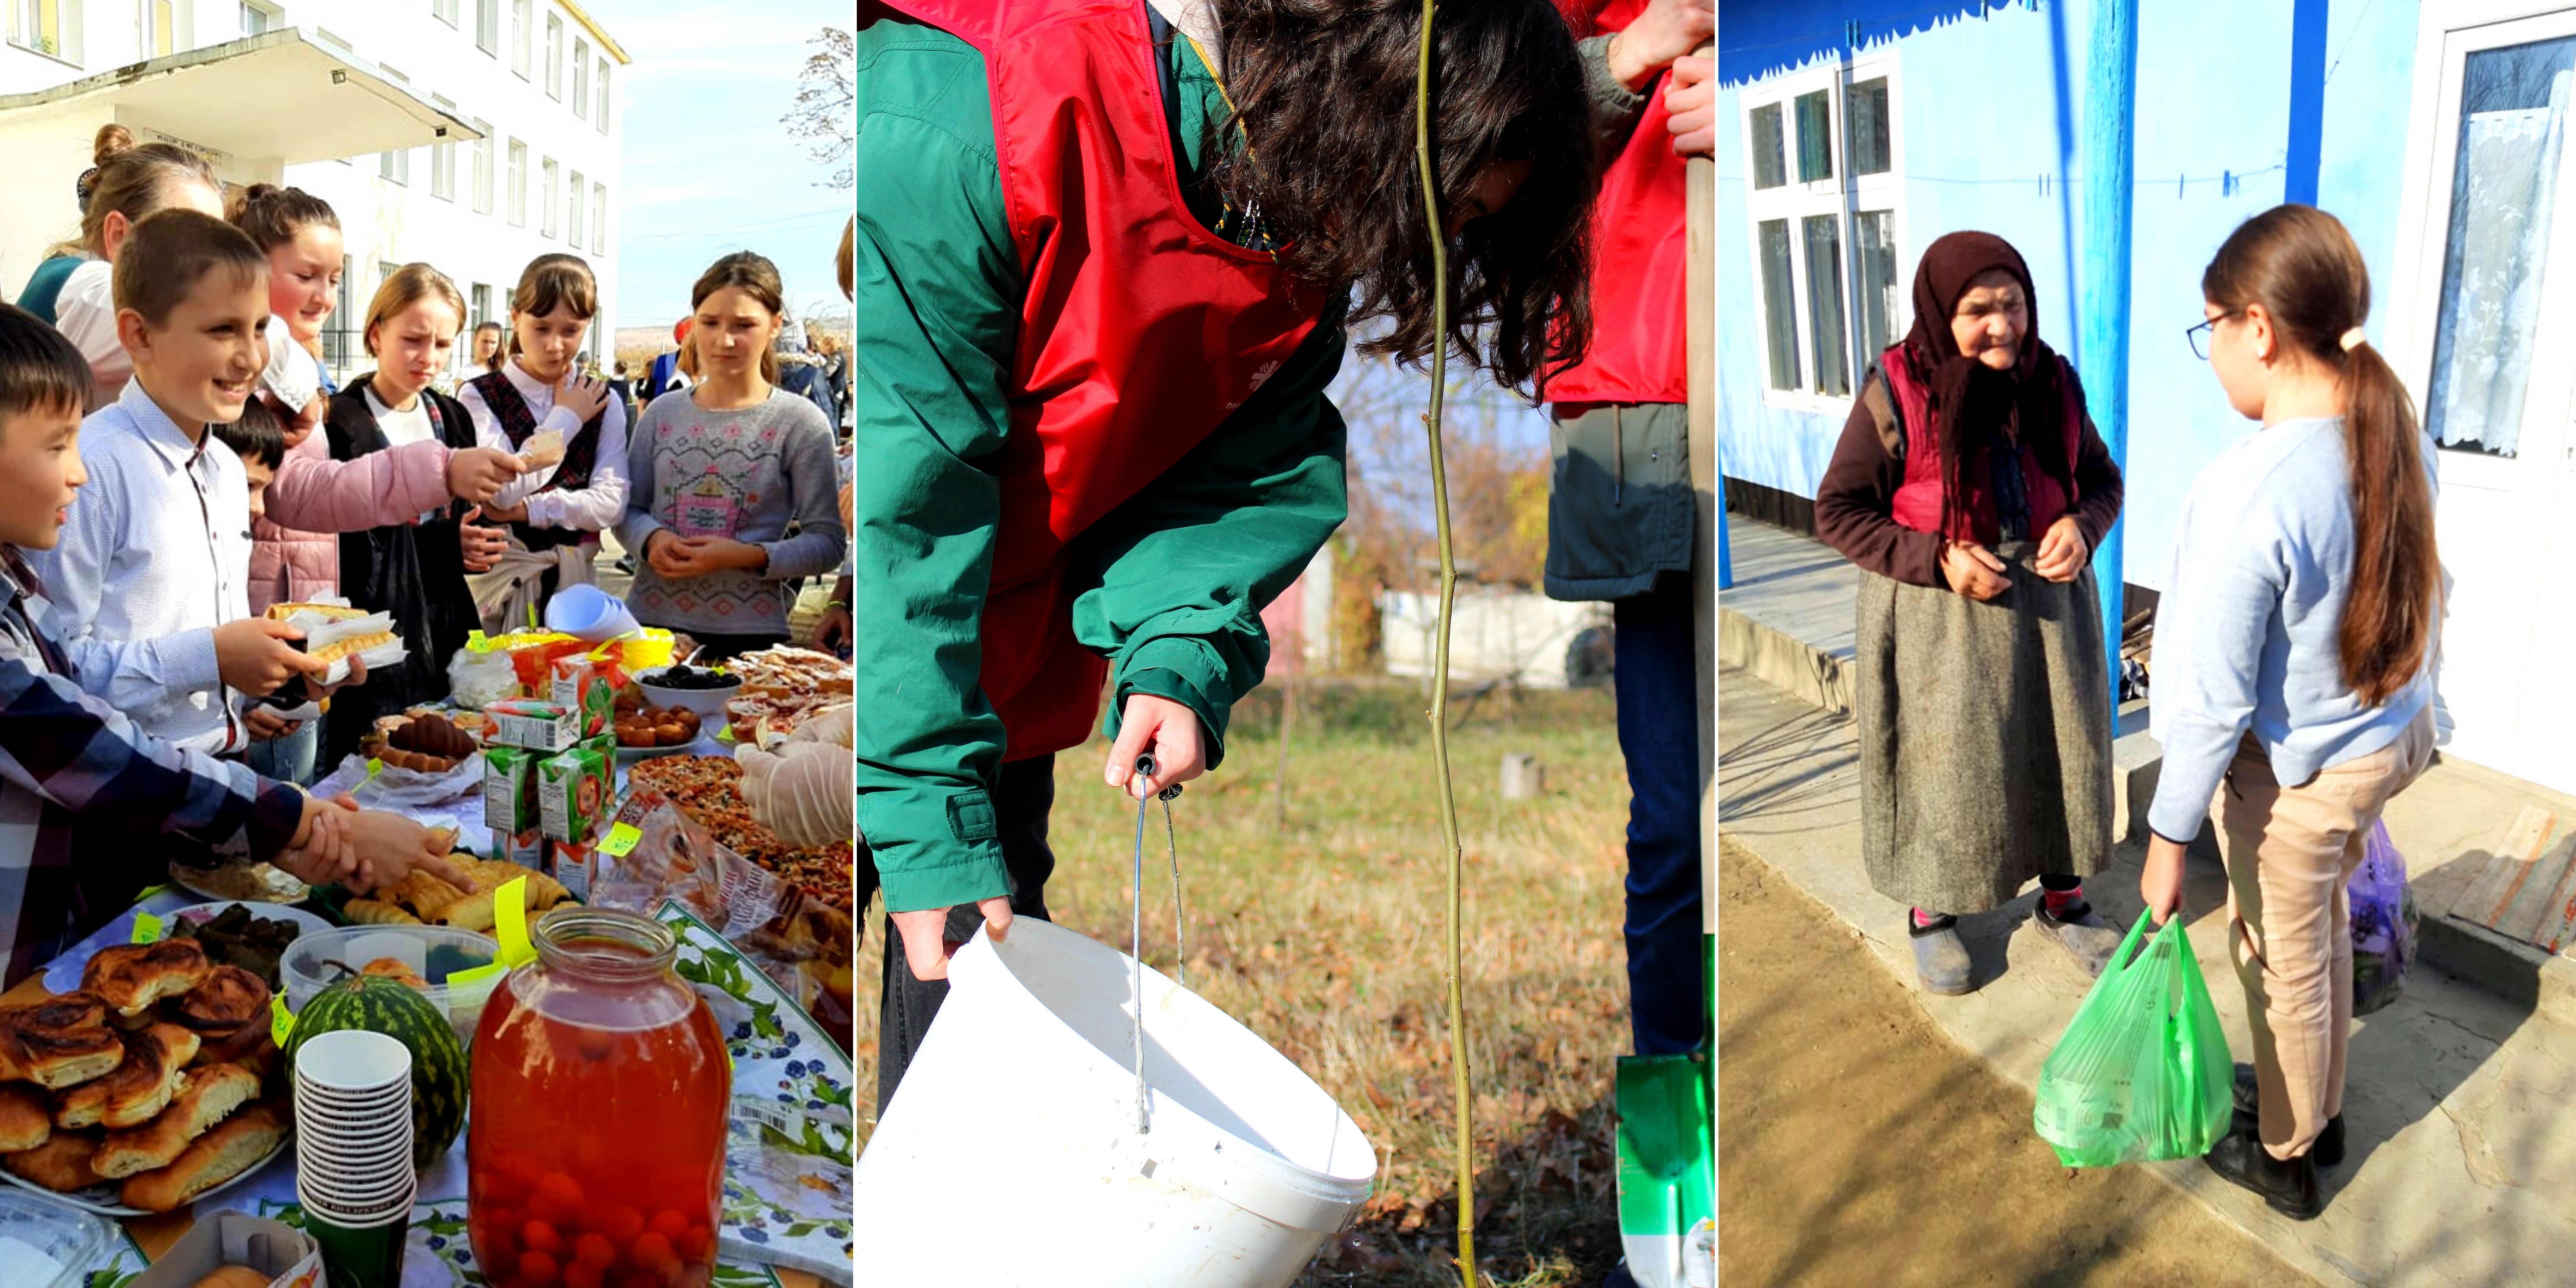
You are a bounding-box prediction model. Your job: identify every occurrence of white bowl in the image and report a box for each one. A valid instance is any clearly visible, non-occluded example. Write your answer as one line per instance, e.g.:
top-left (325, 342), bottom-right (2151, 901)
top-left (634, 665), bottom-right (741, 726)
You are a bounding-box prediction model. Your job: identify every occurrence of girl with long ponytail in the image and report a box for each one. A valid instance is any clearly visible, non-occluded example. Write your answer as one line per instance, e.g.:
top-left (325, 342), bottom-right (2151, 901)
top-left (2143, 203), bottom-right (2443, 1220)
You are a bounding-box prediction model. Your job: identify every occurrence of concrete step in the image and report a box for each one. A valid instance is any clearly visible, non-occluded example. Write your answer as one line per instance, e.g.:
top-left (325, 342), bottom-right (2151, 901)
top-left (1716, 515), bottom-right (2576, 1029)
top-left (1720, 663), bottom-right (2576, 1287)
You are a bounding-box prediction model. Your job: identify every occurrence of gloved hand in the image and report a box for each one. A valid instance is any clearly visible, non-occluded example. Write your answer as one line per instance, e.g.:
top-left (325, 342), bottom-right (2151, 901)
top-left (735, 739), bottom-right (853, 848)
top-left (789, 701), bottom-right (852, 748)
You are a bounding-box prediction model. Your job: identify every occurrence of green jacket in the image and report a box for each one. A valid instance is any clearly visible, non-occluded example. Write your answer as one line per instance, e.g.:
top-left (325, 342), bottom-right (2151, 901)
top-left (848, 16), bottom-right (1349, 912)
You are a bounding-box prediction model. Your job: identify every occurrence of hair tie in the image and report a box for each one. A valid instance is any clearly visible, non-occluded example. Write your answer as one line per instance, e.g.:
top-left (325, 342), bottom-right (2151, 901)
top-left (2340, 327), bottom-right (2366, 352)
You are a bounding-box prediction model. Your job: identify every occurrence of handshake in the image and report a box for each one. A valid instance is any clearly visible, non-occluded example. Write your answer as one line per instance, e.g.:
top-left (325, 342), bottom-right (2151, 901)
top-left (271, 794), bottom-right (472, 897)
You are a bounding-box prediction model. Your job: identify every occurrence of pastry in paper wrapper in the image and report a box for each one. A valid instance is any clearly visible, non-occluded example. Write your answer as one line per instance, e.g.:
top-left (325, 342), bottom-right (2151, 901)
top-left (520, 429), bottom-right (566, 468)
top-left (594, 787), bottom-right (854, 1052)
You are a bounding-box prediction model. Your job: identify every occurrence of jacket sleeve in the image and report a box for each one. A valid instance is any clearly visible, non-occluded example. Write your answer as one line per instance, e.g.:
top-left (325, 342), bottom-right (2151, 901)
top-left (2068, 408), bottom-right (2126, 555)
top-left (1069, 302), bottom-right (1349, 768)
top-left (262, 429), bottom-right (454, 533)
top-left (1814, 376), bottom-right (1947, 588)
top-left (846, 42), bottom-right (1024, 915)
top-left (29, 450), bottom-right (226, 746)
top-left (759, 410), bottom-right (849, 582)
top-left (1578, 32), bottom-right (1652, 159)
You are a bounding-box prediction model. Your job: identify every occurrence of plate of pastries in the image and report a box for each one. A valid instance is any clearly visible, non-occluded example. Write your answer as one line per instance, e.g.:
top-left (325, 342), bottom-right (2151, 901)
top-left (0, 939), bottom-right (288, 1214)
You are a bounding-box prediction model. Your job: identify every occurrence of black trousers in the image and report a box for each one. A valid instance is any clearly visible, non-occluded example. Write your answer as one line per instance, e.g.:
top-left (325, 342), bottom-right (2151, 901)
top-left (868, 753), bottom-right (1060, 1112)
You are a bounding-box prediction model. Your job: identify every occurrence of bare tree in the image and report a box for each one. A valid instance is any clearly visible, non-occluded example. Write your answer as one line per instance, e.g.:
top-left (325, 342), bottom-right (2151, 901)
top-left (783, 27), bottom-right (855, 190)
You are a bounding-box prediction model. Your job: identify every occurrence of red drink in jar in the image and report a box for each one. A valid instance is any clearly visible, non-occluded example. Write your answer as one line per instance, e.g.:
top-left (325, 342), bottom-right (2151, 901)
top-left (467, 909), bottom-right (728, 1288)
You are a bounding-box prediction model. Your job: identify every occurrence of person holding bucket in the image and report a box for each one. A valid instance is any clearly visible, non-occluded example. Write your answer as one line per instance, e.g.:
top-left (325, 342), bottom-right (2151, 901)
top-left (1813, 231), bottom-right (2128, 995)
top-left (849, 0), bottom-right (1596, 1106)
top-left (2142, 204), bottom-right (2441, 1219)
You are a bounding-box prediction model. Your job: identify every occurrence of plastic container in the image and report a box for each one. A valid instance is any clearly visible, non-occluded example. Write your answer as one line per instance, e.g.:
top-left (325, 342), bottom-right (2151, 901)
top-left (634, 665), bottom-right (740, 724)
top-left (280, 925), bottom-right (501, 1048)
top-left (465, 909), bottom-right (728, 1288)
top-left (0, 1190), bottom-right (113, 1288)
top-left (852, 918), bottom-right (1376, 1288)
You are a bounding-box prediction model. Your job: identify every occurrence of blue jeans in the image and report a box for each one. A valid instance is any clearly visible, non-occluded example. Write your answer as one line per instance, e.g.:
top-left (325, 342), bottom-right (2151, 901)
top-left (243, 716), bottom-right (319, 787)
top-left (1616, 575), bottom-right (1707, 1057)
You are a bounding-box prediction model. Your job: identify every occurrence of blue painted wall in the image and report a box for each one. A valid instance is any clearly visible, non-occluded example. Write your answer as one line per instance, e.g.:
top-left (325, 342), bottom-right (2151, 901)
top-left (1717, 0), bottom-right (2420, 590)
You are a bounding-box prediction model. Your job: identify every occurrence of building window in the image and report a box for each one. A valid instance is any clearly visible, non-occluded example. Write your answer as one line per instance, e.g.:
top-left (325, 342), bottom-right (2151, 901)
top-left (566, 170), bottom-right (584, 249)
top-left (572, 39), bottom-right (589, 120)
top-left (594, 58), bottom-right (609, 133)
top-left (507, 139), bottom-right (527, 227)
top-left (472, 283), bottom-right (492, 330)
top-left (475, 0), bottom-right (496, 54)
top-left (239, 1), bottom-right (279, 37)
top-left (544, 13), bottom-right (562, 100)
top-left (471, 120), bottom-right (493, 214)
top-left (430, 100), bottom-right (457, 201)
top-left (325, 254), bottom-right (359, 374)
top-left (540, 158), bottom-right (558, 238)
top-left (143, 0), bottom-right (179, 57)
top-left (1742, 60), bottom-right (1903, 408)
top-left (11, 0), bottom-right (82, 61)
top-left (379, 67), bottom-right (413, 186)
top-left (590, 181), bottom-right (605, 259)
top-left (511, 0), bottom-right (530, 79)
top-left (433, 0), bottom-right (456, 25)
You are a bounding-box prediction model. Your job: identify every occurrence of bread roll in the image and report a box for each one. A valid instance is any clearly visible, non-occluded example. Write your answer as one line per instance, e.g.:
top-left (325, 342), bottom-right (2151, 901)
top-left (1, 1129), bottom-right (101, 1192)
top-left (171, 965), bottom-right (270, 1033)
top-left (195, 1268), bottom-right (274, 1288)
top-left (0, 992), bottom-right (122, 1088)
top-left (82, 941), bottom-right (212, 1017)
top-left (95, 1061), bottom-right (261, 1178)
top-left (54, 1024), bottom-right (201, 1130)
top-left (0, 1084), bottom-right (50, 1151)
top-left (308, 632), bottom-right (395, 664)
top-left (343, 899), bottom-right (422, 927)
top-left (119, 1101), bottom-right (288, 1213)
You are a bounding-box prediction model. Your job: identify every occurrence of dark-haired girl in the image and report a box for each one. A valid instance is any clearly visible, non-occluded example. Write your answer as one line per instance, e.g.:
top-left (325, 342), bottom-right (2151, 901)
top-left (2143, 204), bottom-right (2441, 1219)
top-left (20, 124), bottom-right (223, 410)
top-left (850, 0), bottom-right (1595, 1103)
top-left (1814, 231), bottom-right (2128, 995)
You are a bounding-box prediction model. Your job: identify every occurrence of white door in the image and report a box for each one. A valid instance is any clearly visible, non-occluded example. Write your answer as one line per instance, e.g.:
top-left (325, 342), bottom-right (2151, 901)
top-left (2393, 8), bottom-right (2576, 793)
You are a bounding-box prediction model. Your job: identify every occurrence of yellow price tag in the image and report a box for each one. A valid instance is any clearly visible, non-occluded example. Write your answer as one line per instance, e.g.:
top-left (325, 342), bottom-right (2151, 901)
top-left (130, 912), bottom-right (164, 944)
top-left (493, 875), bottom-right (537, 968)
top-left (366, 758), bottom-right (385, 778)
top-left (448, 962), bottom-right (505, 987)
top-left (131, 884), bottom-right (173, 903)
top-left (270, 995), bottom-right (295, 1047)
top-left (599, 823), bottom-right (643, 858)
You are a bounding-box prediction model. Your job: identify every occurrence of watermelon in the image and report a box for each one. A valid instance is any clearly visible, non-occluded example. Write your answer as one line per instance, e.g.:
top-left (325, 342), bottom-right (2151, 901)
top-left (284, 975), bottom-right (470, 1170)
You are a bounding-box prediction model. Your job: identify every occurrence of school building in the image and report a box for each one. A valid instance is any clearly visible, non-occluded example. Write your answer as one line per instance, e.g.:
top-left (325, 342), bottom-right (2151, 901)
top-left (0, 0), bottom-right (628, 376)
top-left (1719, 0), bottom-right (2576, 797)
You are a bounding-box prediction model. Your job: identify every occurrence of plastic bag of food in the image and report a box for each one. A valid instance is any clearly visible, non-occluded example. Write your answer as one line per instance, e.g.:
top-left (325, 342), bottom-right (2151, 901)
top-left (2033, 910), bottom-right (2234, 1167)
top-left (2351, 820), bottom-right (2418, 1017)
top-left (448, 644), bottom-right (521, 710)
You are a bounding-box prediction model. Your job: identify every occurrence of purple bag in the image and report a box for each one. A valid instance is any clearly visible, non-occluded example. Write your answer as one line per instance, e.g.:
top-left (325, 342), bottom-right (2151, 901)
top-left (2350, 820), bottom-right (2418, 1016)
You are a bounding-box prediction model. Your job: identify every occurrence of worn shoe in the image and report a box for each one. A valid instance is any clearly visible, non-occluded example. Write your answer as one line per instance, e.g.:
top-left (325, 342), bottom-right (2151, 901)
top-left (2030, 898), bottom-right (2122, 977)
top-left (2234, 1063), bottom-right (2345, 1168)
top-left (1910, 914), bottom-right (1974, 995)
top-left (2204, 1117), bottom-right (2322, 1219)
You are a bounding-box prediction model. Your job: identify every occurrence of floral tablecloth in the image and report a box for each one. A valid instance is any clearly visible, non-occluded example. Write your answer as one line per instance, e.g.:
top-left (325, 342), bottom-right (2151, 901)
top-left (46, 903), bottom-right (855, 1287)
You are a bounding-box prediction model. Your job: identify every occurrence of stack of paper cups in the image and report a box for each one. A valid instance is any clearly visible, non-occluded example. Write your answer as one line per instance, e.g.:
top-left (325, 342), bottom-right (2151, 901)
top-left (291, 1030), bottom-right (417, 1227)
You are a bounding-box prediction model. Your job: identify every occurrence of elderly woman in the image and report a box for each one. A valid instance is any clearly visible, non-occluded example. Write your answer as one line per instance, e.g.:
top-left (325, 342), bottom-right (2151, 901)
top-left (1813, 231), bottom-right (2127, 994)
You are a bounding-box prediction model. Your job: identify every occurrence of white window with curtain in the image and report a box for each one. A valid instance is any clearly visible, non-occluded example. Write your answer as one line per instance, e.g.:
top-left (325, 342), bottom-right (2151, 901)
top-left (239, 1), bottom-right (278, 37)
top-left (142, 0), bottom-right (180, 57)
top-left (567, 170), bottom-right (584, 249)
top-left (573, 38), bottom-right (590, 121)
top-left (541, 157), bottom-right (558, 238)
top-left (472, 119), bottom-right (493, 214)
top-left (1739, 54), bottom-right (1904, 413)
top-left (591, 181), bottom-right (606, 258)
top-left (595, 58), bottom-right (610, 133)
top-left (507, 139), bottom-right (527, 226)
top-left (10, 0), bottom-right (83, 62)
top-left (475, 0), bottom-right (496, 54)
top-left (379, 67), bottom-right (414, 186)
top-left (511, 0), bottom-right (530, 79)
top-left (434, 0), bottom-right (456, 26)
top-left (430, 97), bottom-right (458, 201)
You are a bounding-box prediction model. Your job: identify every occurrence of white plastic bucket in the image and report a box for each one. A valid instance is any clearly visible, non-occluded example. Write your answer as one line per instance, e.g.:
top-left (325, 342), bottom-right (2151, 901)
top-left (853, 918), bottom-right (1377, 1287)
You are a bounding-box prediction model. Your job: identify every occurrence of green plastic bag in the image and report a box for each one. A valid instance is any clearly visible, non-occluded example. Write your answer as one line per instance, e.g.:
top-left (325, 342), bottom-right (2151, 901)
top-left (2033, 909), bottom-right (2234, 1167)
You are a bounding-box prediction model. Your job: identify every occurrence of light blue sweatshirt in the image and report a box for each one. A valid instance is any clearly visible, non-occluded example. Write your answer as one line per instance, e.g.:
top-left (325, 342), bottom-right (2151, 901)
top-left (2147, 416), bottom-right (2441, 842)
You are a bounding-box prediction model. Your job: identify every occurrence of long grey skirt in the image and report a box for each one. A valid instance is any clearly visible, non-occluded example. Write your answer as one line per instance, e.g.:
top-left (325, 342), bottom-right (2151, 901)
top-left (1854, 540), bottom-right (2114, 914)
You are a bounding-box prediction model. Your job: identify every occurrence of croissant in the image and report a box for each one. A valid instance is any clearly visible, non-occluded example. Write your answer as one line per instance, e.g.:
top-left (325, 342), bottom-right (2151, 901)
top-left (0, 993), bottom-right (122, 1088)
top-left (168, 966), bottom-right (269, 1034)
top-left (391, 714), bottom-right (477, 759)
top-left (54, 1025), bottom-right (200, 1130)
top-left (82, 941), bottom-right (211, 1018)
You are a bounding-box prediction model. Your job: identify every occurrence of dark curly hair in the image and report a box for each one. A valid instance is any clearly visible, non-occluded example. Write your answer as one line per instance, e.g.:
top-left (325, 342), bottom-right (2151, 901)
top-left (1211, 0), bottom-right (1596, 393)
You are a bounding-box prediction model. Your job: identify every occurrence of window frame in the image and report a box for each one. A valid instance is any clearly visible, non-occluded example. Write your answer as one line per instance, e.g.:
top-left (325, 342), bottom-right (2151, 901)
top-left (590, 181), bottom-right (606, 259)
top-left (1738, 53), bottom-right (1907, 415)
top-left (567, 167), bottom-right (584, 249)
top-left (572, 37), bottom-right (589, 120)
top-left (594, 57), bottom-right (610, 134)
top-left (142, 0), bottom-right (177, 59)
top-left (9, 0), bottom-right (83, 64)
top-left (540, 156), bottom-right (558, 238)
top-left (511, 0), bottom-right (530, 79)
top-left (474, 0), bottom-right (497, 54)
top-left (506, 139), bottom-right (527, 227)
top-left (434, 0), bottom-right (457, 27)
top-left (471, 118), bottom-right (493, 214)
top-left (544, 12), bottom-right (562, 100)
top-left (379, 66), bottom-right (414, 186)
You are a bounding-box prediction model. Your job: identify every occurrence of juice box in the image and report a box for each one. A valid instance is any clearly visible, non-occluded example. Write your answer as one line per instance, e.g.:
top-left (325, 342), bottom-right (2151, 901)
top-left (505, 827), bottom-right (546, 868)
top-left (482, 745), bottom-right (538, 835)
top-left (550, 654), bottom-right (616, 738)
top-left (485, 698), bottom-right (583, 751)
top-left (547, 836), bottom-right (597, 903)
top-left (538, 739), bottom-right (614, 842)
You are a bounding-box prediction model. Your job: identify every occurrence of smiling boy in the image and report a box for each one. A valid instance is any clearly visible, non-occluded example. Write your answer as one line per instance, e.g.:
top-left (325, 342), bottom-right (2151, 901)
top-left (25, 210), bottom-right (331, 757)
top-left (0, 303), bottom-right (464, 987)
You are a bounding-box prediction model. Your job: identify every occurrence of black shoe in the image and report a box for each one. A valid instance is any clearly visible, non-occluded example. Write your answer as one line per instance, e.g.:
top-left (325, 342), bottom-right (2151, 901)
top-left (2233, 1063), bottom-right (2345, 1168)
top-left (2203, 1120), bottom-right (2322, 1219)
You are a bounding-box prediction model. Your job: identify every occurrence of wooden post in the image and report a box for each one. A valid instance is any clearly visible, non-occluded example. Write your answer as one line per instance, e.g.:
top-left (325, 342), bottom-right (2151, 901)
top-left (1689, 41), bottom-right (1716, 944)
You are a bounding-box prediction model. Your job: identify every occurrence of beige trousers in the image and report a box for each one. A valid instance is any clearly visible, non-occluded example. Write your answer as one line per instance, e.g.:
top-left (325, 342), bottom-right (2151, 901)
top-left (2211, 707), bottom-right (2435, 1162)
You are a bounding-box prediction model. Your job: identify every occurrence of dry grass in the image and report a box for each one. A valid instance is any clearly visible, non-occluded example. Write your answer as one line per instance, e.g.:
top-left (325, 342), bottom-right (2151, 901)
top-left (854, 681), bottom-right (1636, 1286)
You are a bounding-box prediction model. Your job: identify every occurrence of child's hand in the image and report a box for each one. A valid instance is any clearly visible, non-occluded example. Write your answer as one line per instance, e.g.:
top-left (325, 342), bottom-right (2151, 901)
top-left (214, 619), bottom-right (330, 696)
top-left (664, 536), bottom-right (762, 578)
top-left (555, 374), bottom-right (610, 424)
top-left (325, 797), bottom-right (472, 895)
top-left (446, 446), bottom-right (525, 504)
top-left (1103, 694), bottom-right (1207, 801)
top-left (242, 707), bottom-right (300, 742)
top-left (1666, 54), bottom-right (1714, 158)
top-left (458, 506), bottom-right (508, 572)
top-left (273, 795), bottom-right (356, 888)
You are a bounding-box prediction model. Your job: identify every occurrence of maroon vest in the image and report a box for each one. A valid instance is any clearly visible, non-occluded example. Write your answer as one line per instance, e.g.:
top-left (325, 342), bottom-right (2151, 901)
top-left (1880, 346), bottom-right (2084, 544)
top-left (468, 370), bottom-right (604, 553)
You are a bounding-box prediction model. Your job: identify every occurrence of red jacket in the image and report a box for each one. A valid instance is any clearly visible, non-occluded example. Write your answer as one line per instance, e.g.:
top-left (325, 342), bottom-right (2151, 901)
top-left (881, 0), bottom-right (1328, 758)
top-left (1880, 345), bottom-right (2085, 544)
top-left (1550, 0), bottom-right (1689, 408)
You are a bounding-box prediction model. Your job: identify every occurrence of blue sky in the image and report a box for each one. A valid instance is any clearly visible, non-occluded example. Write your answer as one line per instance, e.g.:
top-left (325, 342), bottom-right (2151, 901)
top-left (602, 0), bottom-right (852, 331)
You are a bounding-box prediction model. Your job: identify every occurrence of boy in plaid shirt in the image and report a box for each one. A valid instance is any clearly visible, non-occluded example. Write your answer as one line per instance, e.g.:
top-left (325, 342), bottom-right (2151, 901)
top-left (0, 303), bottom-right (460, 987)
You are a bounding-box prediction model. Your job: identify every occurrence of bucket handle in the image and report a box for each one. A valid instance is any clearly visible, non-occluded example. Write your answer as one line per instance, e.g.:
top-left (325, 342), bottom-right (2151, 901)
top-left (1132, 753), bottom-right (1186, 1134)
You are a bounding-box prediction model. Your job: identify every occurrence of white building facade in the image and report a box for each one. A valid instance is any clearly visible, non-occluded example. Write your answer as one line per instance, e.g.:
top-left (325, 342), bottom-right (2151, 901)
top-left (1, 0), bottom-right (627, 379)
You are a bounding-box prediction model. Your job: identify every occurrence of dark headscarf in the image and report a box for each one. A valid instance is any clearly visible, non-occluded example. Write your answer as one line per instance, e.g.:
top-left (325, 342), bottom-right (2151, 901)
top-left (1900, 231), bottom-right (2075, 543)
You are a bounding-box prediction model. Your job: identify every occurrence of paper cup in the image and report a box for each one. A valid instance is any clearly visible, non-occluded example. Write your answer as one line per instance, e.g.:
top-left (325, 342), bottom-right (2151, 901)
top-left (299, 1167), bottom-right (415, 1213)
top-left (296, 1147), bottom-right (414, 1191)
top-left (299, 1180), bottom-right (414, 1222)
top-left (304, 1198), bottom-right (412, 1288)
top-left (292, 1031), bottom-right (411, 1095)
